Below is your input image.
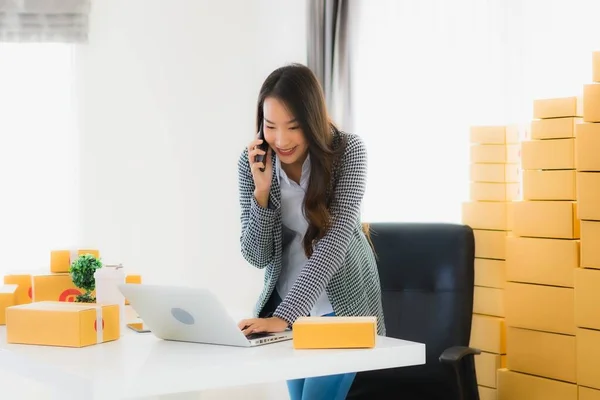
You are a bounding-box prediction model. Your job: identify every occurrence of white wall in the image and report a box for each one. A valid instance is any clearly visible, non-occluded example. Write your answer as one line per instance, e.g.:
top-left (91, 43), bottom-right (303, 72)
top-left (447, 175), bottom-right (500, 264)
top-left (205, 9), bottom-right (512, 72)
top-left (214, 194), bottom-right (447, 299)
top-left (75, 0), bottom-right (307, 314)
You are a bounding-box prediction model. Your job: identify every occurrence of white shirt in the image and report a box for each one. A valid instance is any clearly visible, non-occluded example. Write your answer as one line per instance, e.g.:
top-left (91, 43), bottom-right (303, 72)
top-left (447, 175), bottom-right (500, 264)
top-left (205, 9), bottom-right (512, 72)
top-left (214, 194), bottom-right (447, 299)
top-left (275, 154), bottom-right (334, 317)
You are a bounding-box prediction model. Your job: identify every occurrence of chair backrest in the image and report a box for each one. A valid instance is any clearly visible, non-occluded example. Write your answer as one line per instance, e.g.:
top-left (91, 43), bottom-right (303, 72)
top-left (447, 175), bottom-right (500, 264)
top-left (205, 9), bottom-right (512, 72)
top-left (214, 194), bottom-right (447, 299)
top-left (348, 222), bottom-right (475, 399)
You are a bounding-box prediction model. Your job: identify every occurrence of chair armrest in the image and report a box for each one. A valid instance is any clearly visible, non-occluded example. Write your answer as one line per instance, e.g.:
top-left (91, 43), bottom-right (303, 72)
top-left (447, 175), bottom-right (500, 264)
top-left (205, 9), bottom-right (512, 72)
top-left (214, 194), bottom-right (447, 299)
top-left (439, 346), bottom-right (481, 400)
top-left (439, 346), bottom-right (481, 364)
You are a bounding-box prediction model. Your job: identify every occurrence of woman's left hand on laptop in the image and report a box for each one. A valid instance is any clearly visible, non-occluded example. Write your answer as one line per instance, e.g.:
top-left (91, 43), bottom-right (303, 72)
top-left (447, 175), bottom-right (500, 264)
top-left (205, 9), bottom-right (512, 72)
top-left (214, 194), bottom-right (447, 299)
top-left (238, 316), bottom-right (288, 336)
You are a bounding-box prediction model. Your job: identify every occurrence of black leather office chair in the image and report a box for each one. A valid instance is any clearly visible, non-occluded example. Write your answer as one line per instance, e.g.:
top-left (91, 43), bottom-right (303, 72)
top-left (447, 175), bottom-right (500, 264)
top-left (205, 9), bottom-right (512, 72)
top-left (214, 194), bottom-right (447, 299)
top-left (347, 222), bottom-right (479, 400)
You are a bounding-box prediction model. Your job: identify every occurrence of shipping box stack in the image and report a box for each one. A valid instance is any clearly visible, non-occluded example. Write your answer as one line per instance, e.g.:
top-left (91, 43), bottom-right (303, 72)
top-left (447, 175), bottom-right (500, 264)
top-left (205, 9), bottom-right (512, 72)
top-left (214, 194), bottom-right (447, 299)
top-left (499, 95), bottom-right (582, 399)
top-left (1, 249), bottom-right (143, 325)
top-left (463, 125), bottom-right (521, 399)
top-left (574, 50), bottom-right (600, 400)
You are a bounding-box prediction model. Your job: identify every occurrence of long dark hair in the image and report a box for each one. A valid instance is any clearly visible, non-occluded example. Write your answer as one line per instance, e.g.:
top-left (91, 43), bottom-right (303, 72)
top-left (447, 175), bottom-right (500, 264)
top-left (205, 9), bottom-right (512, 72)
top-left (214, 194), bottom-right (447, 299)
top-left (256, 64), bottom-right (346, 257)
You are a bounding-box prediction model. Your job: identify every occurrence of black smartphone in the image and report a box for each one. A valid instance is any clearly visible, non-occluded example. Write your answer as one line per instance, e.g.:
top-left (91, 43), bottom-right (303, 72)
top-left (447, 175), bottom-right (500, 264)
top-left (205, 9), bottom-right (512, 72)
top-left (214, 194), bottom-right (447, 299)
top-left (255, 122), bottom-right (269, 172)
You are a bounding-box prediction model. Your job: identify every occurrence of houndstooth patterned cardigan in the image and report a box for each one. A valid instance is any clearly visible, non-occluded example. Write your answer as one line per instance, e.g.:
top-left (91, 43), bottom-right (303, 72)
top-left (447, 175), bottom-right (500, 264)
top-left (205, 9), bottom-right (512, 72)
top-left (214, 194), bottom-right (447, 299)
top-left (238, 131), bottom-right (386, 336)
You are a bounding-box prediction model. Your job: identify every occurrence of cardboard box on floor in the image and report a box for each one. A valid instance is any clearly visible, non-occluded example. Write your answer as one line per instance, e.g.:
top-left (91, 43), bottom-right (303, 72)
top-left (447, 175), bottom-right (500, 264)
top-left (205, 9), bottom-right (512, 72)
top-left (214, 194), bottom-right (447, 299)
top-left (506, 236), bottom-right (578, 287)
top-left (577, 172), bottom-right (600, 221)
top-left (575, 268), bottom-right (600, 330)
top-left (470, 125), bottom-right (520, 144)
top-left (505, 282), bottom-right (575, 335)
top-left (507, 327), bottom-right (576, 383)
top-left (576, 122), bottom-right (600, 171)
top-left (584, 83), bottom-right (600, 123)
top-left (470, 314), bottom-right (506, 354)
top-left (470, 163), bottom-right (520, 183)
top-left (5, 301), bottom-right (120, 347)
top-left (512, 201), bottom-right (579, 239)
top-left (497, 369), bottom-right (577, 400)
top-left (522, 169), bottom-right (576, 201)
top-left (462, 202), bottom-right (510, 231)
top-left (521, 138), bottom-right (575, 170)
top-left (475, 352), bottom-right (506, 388)
top-left (0, 284), bottom-right (17, 325)
top-left (530, 117), bottom-right (581, 140)
top-left (474, 230), bottom-right (509, 259)
top-left (475, 259), bottom-right (505, 289)
top-left (533, 96), bottom-right (582, 119)
top-left (580, 386), bottom-right (600, 400)
top-left (478, 386), bottom-right (496, 400)
top-left (581, 221), bottom-right (600, 269)
top-left (577, 328), bottom-right (600, 391)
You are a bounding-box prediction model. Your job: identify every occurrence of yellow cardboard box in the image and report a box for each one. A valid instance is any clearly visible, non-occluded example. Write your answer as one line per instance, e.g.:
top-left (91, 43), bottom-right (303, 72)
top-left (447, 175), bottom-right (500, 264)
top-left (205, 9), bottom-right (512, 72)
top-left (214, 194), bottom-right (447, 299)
top-left (497, 369), bottom-right (577, 400)
top-left (576, 122), bottom-right (600, 171)
top-left (124, 274), bottom-right (142, 305)
top-left (522, 169), bottom-right (576, 201)
top-left (505, 282), bottom-right (575, 335)
top-left (2, 274), bottom-right (32, 305)
top-left (474, 259), bottom-right (505, 289)
top-left (581, 221), bottom-right (600, 269)
top-left (507, 327), bottom-right (576, 383)
top-left (470, 182), bottom-right (519, 201)
top-left (506, 236), bottom-right (578, 287)
top-left (580, 386), bottom-right (600, 400)
top-left (462, 202), bottom-right (509, 231)
top-left (50, 250), bottom-right (71, 273)
top-left (32, 273), bottom-right (87, 302)
top-left (584, 83), bottom-right (600, 123)
top-left (530, 117), bottom-right (581, 140)
top-left (512, 201), bottom-right (579, 239)
top-left (0, 284), bottom-right (17, 325)
top-left (577, 328), bottom-right (600, 390)
top-left (470, 163), bottom-right (520, 183)
top-left (292, 316), bottom-right (376, 349)
top-left (577, 172), bottom-right (600, 221)
top-left (475, 352), bottom-right (505, 388)
top-left (478, 386), bottom-right (496, 400)
top-left (470, 125), bottom-right (520, 144)
top-left (77, 249), bottom-right (100, 259)
top-left (533, 96), bottom-right (582, 119)
top-left (474, 230), bottom-right (508, 259)
top-left (470, 144), bottom-right (520, 164)
top-left (6, 301), bottom-right (120, 347)
top-left (470, 314), bottom-right (506, 354)
top-left (521, 138), bottom-right (575, 170)
top-left (575, 268), bottom-right (600, 330)
top-left (473, 286), bottom-right (505, 317)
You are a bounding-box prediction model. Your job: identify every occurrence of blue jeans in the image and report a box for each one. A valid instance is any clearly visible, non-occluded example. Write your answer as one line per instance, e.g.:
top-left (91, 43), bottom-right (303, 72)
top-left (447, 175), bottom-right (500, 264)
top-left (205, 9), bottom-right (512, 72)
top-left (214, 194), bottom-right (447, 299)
top-left (266, 289), bottom-right (355, 400)
top-left (286, 311), bottom-right (357, 400)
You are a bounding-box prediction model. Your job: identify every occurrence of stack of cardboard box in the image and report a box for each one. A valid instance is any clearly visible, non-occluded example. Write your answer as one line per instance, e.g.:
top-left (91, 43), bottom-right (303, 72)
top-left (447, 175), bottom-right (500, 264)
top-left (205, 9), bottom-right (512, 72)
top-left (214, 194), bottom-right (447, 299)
top-left (498, 96), bottom-right (581, 399)
top-left (463, 125), bottom-right (521, 399)
top-left (0, 249), bottom-right (142, 327)
top-left (574, 50), bottom-right (600, 399)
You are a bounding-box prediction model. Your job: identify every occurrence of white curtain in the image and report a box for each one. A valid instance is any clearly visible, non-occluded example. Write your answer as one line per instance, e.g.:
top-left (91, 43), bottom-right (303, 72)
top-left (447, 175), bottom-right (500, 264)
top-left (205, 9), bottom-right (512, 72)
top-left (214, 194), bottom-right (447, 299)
top-left (0, 43), bottom-right (79, 280)
top-left (351, 0), bottom-right (600, 223)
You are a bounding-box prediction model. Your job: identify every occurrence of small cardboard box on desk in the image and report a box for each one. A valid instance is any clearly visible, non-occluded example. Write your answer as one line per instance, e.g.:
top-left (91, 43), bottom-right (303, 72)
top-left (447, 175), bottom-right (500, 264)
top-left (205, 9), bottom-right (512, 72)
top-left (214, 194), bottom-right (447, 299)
top-left (5, 301), bottom-right (120, 347)
top-left (0, 285), bottom-right (18, 325)
top-left (292, 316), bottom-right (377, 349)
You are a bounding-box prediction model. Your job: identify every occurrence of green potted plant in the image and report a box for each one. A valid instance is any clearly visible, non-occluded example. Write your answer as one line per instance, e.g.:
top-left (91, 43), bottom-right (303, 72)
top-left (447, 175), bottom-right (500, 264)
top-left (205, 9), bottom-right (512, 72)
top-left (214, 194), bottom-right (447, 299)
top-left (69, 253), bottom-right (103, 303)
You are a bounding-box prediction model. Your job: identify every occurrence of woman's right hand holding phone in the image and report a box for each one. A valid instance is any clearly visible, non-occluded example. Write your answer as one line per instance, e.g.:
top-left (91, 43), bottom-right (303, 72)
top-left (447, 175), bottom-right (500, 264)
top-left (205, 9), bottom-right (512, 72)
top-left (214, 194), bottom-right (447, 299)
top-left (247, 137), bottom-right (272, 208)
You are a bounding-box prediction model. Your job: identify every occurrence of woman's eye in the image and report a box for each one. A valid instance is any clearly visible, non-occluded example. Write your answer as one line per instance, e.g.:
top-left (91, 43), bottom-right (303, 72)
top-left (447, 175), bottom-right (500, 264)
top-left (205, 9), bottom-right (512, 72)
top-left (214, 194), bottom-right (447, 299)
top-left (265, 126), bottom-right (275, 130)
top-left (289, 126), bottom-right (300, 130)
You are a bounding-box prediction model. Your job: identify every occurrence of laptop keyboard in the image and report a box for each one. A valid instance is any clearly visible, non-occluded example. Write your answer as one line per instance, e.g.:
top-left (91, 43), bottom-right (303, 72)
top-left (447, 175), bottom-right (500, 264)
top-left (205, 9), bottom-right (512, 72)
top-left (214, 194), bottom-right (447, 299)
top-left (246, 332), bottom-right (273, 340)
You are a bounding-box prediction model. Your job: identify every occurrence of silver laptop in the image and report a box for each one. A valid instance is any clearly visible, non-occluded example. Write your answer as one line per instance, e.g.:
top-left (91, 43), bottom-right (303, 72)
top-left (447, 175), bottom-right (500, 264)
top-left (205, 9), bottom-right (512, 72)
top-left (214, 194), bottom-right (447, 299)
top-left (118, 284), bottom-right (292, 347)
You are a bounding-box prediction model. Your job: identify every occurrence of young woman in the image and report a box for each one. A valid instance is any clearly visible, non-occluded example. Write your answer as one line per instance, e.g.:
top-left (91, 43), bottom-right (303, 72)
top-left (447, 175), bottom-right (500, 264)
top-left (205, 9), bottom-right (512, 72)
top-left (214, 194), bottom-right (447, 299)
top-left (237, 63), bottom-right (386, 400)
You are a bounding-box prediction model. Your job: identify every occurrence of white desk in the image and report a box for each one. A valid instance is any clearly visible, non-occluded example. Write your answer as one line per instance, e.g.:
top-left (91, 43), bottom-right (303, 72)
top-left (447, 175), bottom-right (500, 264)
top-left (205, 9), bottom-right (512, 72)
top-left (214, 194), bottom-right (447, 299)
top-left (0, 327), bottom-right (425, 400)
